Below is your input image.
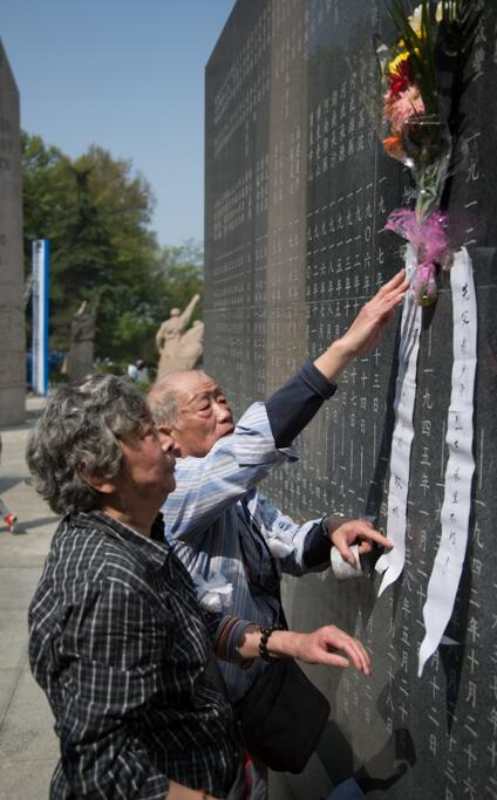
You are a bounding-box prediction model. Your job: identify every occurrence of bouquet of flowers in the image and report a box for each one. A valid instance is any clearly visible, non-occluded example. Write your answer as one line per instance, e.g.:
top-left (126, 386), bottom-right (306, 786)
top-left (377, 0), bottom-right (480, 305)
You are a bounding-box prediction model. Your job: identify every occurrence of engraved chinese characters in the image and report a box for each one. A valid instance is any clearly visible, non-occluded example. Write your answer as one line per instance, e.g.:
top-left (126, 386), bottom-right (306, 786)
top-left (205, 1), bottom-right (497, 798)
top-left (0, 40), bottom-right (25, 425)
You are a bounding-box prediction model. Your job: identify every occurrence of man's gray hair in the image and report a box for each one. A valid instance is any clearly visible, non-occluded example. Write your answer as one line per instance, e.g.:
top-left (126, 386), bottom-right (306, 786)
top-left (27, 374), bottom-right (151, 515)
top-left (147, 370), bottom-right (202, 427)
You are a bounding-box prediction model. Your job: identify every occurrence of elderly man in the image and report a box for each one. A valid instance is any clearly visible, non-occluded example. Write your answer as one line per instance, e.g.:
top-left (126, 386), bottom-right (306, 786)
top-left (148, 270), bottom-right (408, 710)
top-left (27, 375), bottom-right (371, 800)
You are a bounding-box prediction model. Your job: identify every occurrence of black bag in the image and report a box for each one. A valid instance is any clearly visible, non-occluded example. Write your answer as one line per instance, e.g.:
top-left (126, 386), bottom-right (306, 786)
top-left (236, 657), bottom-right (330, 774)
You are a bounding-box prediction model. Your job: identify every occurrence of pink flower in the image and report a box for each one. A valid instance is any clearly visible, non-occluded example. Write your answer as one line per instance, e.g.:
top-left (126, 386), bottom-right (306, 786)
top-left (385, 209), bottom-right (449, 306)
top-left (384, 85), bottom-right (426, 135)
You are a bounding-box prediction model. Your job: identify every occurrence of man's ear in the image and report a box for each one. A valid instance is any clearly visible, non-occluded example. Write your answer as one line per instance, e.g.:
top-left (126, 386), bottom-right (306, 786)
top-left (157, 423), bottom-right (184, 456)
top-left (78, 466), bottom-right (117, 496)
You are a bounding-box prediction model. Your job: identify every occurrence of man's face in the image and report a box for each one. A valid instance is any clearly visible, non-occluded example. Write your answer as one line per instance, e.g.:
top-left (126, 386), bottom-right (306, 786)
top-left (171, 371), bottom-right (234, 457)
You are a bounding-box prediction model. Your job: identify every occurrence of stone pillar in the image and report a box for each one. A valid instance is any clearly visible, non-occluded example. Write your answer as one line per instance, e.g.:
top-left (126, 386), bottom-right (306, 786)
top-left (0, 40), bottom-right (25, 426)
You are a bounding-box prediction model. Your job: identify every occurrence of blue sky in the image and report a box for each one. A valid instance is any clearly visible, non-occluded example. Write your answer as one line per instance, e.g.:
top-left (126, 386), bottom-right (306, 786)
top-left (1, 0), bottom-right (235, 247)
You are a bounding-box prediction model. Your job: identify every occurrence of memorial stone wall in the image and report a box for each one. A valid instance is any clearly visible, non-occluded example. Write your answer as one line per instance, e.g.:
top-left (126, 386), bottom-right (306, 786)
top-left (205, 1), bottom-right (497, 798)
top-left (0, 40), bottom-right (25, 426)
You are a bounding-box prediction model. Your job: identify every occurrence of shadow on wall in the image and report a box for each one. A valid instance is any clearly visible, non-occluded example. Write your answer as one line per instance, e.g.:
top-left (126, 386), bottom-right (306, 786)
top-left (317, 721), bottom-right (416, 798)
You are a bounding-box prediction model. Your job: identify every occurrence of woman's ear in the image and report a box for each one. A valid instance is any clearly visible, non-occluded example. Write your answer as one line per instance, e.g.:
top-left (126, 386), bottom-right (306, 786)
top-left (78, 465), bottom-right (116, 496)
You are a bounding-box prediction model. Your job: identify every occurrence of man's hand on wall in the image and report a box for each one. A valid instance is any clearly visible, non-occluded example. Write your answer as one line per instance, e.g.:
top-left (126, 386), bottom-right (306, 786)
top-left (338, 268), bottom-right (409, 357)
top-left (326, 517), bottom-right (393, 567)
top-left (313, 269), bottom-right (409, 382)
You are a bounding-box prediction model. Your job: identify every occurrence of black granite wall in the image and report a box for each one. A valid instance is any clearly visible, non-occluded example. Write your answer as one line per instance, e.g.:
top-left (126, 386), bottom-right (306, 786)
top-left (204, 2), bottom-right (497, 797)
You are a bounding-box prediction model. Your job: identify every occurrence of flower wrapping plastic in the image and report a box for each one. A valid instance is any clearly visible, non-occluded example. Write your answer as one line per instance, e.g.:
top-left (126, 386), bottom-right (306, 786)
top-left (385, 209), bottom-right (449, 305)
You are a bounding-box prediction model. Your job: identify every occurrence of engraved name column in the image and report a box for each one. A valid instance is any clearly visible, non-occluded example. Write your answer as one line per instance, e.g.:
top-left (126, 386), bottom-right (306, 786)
top-left (0, 40), bottom-right (25, 425)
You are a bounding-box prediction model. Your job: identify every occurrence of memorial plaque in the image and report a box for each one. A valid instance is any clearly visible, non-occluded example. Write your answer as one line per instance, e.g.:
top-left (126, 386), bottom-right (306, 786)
top-left (0, 39), bottom-right (25, 426)
top-left (205, 1), bottom-right (497, 798)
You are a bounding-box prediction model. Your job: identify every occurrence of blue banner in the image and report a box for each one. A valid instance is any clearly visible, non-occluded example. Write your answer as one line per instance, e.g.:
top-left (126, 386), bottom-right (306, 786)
top-left (31, 240), bottom-right (50, 395)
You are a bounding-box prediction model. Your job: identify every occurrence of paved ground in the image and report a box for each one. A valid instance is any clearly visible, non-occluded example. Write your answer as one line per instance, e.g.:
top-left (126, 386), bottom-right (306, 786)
top-left (0, 397), bottom-right (59, 800)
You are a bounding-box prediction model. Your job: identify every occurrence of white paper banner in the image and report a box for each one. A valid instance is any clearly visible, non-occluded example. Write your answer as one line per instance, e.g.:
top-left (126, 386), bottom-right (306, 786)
top-left (418, 247), bottom-right (477, 676)
top-left (376, 246), bottom-right (422, 595)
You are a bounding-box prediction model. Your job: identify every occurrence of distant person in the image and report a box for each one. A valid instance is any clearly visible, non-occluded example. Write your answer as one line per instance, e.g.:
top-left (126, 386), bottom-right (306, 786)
top-left (127, 361), bottom-right (139, 381)
top-left (27, 375), bottom-right (371, 800)
top-left (127, 359), bottom-right (149, 383)
top-left (0, 434), bottom-right (18, 533)
top-left (136, 359), bottom-right (150, 383)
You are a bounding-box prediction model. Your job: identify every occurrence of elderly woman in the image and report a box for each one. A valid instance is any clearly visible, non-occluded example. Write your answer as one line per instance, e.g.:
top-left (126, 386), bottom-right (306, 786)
top-left (27, 375), bottom-right (371, 800)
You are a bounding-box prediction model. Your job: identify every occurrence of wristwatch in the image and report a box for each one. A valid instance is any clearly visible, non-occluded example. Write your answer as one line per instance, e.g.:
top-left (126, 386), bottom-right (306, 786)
top-left (320, 512), bottom-right (346, 536)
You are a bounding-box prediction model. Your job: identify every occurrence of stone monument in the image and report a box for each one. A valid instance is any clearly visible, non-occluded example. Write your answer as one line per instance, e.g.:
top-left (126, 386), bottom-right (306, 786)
top-left (0, 40), bottom-right (25, 426)
top-left (172, 320), bottom-right (205, 371)
top-left (156, 293), bottom-right (201, 376)
top-left (66, 300), bottom-right (97, 382)
top-left (205, 2), bottom-right (497, 798)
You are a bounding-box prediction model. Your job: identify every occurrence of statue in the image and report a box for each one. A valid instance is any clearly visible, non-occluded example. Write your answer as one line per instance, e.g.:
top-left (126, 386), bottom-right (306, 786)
top-left (66, 300), bottom-right (97, 382)
top-left (156, 294), bottom-right (202, 376)
top-left (174, 320), bottom-right (205, 371)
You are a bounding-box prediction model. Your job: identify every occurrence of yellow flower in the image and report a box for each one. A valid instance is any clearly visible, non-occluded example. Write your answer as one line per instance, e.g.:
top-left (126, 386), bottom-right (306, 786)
top-left (388, 50), bottom-right (410, 76)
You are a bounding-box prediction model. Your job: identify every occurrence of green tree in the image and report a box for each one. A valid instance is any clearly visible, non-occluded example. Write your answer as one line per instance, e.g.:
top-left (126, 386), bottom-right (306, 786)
top-left (22, 131), bottom-right (204, 371)
top-left (157, 240), bottom-right (204, 321)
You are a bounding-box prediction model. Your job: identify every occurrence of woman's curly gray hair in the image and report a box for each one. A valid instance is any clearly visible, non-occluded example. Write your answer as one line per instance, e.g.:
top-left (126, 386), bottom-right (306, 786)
top-left (27, 374), bottom-right (151, 515)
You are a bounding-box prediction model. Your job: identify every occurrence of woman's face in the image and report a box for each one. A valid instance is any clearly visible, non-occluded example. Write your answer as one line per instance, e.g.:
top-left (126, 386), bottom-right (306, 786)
top-left (117, 422), bottom-right (177, 508)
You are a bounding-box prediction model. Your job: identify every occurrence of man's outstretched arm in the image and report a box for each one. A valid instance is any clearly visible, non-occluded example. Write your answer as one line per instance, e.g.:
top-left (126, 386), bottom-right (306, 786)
top-left (268, 268), bottom-right (407, 446)
top-left (164, 270), bottom-right (408, 540)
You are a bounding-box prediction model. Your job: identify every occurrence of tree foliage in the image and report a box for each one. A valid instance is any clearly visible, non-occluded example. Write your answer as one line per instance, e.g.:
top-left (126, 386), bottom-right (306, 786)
top-left (22, 132), bottom-right (203, 369)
